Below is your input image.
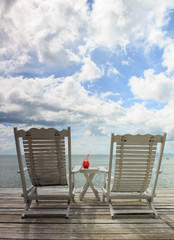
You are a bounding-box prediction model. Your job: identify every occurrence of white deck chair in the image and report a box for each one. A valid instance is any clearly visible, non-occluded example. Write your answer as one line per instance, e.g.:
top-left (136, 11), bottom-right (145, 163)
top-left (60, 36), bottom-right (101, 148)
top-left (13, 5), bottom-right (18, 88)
top-left (103, 133), bottom-right (166, 218)
top-left (14, 126), bottom-right (74, 218)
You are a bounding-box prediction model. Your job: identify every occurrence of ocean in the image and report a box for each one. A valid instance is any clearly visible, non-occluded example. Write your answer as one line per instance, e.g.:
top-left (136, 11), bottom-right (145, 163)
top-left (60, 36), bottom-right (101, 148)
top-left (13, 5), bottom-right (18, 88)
top-left (0, 155), bottom-right (173, 188)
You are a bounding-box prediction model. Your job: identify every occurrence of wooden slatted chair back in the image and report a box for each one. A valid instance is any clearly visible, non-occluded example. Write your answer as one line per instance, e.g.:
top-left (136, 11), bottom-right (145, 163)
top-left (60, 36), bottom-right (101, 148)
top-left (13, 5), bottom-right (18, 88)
top-left (110, 134), bottom-right (165, 193)
top-left (16, 127), bottom-right (70, 186)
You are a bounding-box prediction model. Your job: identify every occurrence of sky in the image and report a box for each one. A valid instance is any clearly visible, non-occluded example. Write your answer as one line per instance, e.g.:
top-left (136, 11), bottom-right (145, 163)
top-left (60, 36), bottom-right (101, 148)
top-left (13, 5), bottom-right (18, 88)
top-left (0, 0), bottom-right (174, 155)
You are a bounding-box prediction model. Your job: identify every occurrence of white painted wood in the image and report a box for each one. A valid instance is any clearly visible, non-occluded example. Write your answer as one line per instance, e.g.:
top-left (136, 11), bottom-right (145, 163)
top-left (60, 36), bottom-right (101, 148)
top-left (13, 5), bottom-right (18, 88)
top-left (98, 166), bottom-right (108, 173)
top-left (78, 167), bottom-right (107, 201)
top-left (103, 133), bottom-right (166, 219)
top-left (72, 165), bottom-right (81, 173)
top-left (14, 126), bottom-right (73, 218)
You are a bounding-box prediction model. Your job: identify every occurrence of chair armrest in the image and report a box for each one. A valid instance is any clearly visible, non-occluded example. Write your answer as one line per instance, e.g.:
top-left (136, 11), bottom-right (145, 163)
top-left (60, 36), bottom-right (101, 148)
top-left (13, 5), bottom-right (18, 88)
top-left (72, 165), bottom-right (81, 173)
top-left (17, 167), bottom-right (28, 173)
top-left (153, 168), bottom-right (162, 174)
top-left (98, 166), bottom-right (108, 173)
top-left (98, 167), bottom-right (108, 189)
top-left (71, 165), bottom-right (81, 195)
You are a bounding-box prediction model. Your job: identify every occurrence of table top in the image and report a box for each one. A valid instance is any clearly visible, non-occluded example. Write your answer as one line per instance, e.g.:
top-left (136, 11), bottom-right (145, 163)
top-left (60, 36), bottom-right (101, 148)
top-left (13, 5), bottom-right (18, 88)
top-left (72, 165), bottom-right (108, 173)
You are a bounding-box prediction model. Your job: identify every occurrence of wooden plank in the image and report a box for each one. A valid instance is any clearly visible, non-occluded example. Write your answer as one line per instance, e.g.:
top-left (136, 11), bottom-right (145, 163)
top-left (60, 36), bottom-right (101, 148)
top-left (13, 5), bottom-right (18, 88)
top-left (0, 215), bottom-right (167, 224)
top-left (0, 224), bottom-right (173, 234)
top-left (0, 233), bottom-right (173, 240)
top-left (0, 188), bottom-right (174, 240)
top-left (0, 222), bottom-right (171, 228)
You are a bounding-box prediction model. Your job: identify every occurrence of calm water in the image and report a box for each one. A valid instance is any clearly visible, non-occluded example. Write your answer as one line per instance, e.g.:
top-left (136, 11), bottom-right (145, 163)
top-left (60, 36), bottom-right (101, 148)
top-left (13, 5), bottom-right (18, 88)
top-left (0, 155), bottom-right (173, 188)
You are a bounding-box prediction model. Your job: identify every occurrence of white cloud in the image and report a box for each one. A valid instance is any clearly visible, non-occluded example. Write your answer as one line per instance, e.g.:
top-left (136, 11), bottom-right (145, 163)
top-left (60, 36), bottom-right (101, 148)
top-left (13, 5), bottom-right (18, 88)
top-left (146, 26), bottom-right (167, 48)
top-left (1, 0), bottom-right (174, 75)
top-left (0, 75), bottom-right (124, 127)
top-left (89, 0), bottom-right (174, 51)
top-left (89, 0), bottom-right (129, 49)
top-left (122, 102), bottom-right (158, 130)
top-left (129, 69), bottom-right (174, 102)
top-left (100, 91), bottom-right (120, 99)
top-left (1, 72), bottom-right (174, 154)
top-left (107, 66), bottom-right (120, 77)
top-left (0, 124), bottom-right (13, 137)
top-left (122, 60), bottom-right (130, 66)
top-left (77, 57), bottom-right (104, 82)
top-left (0, 0), bottom-right (89, 74)
top-left (120, 100), bottom-right (174, 145)
top-left (0, 124), bottom-right (15, 153)
top-left (85, 125), bottom-right (106, 136)
top-left (1, 0), bottom-right (174, 155)
top-left (162, 41), bottom-right (174, 74)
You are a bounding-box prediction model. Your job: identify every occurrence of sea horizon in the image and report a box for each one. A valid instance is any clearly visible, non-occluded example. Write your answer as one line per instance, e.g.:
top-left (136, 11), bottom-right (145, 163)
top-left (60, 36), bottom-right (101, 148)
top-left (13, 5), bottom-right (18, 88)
top-left (0, 154), bottom-right (173, 189)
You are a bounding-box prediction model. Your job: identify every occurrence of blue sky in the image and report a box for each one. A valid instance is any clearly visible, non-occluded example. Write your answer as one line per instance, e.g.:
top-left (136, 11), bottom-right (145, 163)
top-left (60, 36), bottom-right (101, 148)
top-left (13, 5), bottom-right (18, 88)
top-left (0, 0), bottom-right (174, 154)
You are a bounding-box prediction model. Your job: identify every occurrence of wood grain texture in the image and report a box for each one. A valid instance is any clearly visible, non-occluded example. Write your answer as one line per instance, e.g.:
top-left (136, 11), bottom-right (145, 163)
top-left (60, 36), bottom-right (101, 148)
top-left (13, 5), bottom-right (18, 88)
top-left (0, 188), bottom-right (173, 239)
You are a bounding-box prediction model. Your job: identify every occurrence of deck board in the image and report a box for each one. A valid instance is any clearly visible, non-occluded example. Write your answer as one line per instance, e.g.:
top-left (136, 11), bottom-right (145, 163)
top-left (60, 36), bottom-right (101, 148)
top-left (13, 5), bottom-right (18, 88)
top-left (0, 188), bottom-right (174, 239)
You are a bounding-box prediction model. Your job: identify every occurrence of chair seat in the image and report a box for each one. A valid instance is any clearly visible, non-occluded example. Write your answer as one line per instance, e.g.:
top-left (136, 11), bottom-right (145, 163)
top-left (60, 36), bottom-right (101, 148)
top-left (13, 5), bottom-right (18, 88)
top-left (109, 191), bottom-right (152, 199)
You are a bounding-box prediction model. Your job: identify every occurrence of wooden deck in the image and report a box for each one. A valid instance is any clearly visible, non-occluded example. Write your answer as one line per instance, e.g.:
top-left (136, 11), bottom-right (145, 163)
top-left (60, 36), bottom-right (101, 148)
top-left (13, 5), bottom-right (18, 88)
top-left (0, 188), bottom-right (174, 239)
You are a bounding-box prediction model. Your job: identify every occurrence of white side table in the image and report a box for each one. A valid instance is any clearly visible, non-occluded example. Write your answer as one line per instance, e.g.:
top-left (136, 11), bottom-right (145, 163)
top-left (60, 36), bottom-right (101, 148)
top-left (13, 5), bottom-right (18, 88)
top-left (72, 166), bottom-right (108, 201)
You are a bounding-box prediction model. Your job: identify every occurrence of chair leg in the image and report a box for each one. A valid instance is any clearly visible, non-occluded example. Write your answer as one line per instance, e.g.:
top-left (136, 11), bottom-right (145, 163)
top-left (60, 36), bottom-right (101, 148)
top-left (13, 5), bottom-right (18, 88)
top-left (72, 187), bottom-right (76, 202)
top-left (103, 194), bottom-right (106, 202)
top-left (147, 199), bottom-right (158, 218)
top-left (109, 201), bottom-right (115, 219)
top-left (66, 200), bottom-right (71, 218)
top-left (34, 187), bottom-right (39, 205)
top-left (22, 200), bottom-right (32, 219)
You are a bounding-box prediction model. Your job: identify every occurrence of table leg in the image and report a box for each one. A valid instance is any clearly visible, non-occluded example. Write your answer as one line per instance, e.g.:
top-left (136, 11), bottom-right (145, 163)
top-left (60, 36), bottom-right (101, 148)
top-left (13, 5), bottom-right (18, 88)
top-left (86, 173), bottom-right (100, 201)
top-left (80, 173), bottom-right (100, 201)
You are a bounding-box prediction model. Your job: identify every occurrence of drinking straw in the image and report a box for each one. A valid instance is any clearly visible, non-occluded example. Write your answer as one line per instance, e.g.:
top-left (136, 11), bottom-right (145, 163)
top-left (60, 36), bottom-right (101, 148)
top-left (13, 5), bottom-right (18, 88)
top-left (87, 153), bottom-right (90, 160)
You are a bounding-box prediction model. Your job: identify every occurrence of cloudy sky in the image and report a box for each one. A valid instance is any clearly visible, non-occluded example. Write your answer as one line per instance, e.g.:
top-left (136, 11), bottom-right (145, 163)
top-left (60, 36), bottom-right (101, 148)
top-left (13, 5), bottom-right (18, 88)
top-left (0, 0), bottom-right (174, 154)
